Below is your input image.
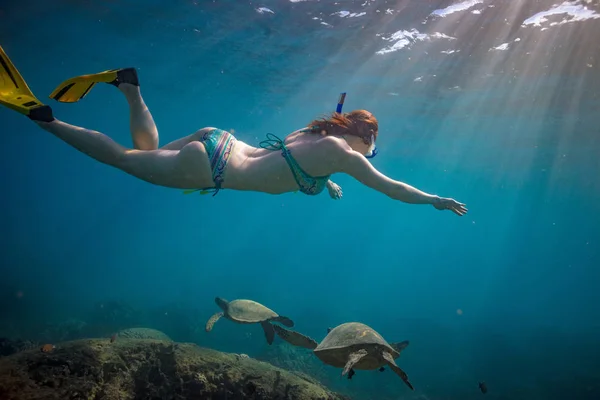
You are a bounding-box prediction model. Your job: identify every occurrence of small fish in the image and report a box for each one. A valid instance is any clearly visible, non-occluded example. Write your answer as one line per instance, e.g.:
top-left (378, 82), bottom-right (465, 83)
top-left (379, 367), bottom-right (385, 372)
top-left (40, 344), bottom-right (55, 353)
top-left (479, 381), bottom-right (488, 394)
top-left (110, 333), bottom-right (117, 343)
top-left (327, 327), bottom-right (332, 333)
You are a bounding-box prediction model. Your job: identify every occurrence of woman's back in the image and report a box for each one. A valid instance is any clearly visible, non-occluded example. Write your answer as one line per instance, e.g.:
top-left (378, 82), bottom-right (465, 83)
top-left (224, 131), bottom-right (339, 194)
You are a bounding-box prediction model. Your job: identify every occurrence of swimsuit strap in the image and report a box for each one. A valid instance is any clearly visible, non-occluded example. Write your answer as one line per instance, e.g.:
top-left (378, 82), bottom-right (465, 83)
top-left (259, 133), bottom-right (287, 151)
top-left (259, 127), bottom-right (317, 151)
top-left (258, 130), bottom-right (330, 196)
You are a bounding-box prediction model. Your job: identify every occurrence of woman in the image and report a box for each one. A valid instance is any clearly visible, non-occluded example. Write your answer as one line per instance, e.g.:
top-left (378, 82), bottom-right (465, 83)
top-left (0, 46), bottom-right (467, 216)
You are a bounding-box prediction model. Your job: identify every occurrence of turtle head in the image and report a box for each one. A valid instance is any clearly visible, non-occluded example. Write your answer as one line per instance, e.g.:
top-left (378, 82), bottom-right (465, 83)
top-left (215, 297), bottom-right (229, 311)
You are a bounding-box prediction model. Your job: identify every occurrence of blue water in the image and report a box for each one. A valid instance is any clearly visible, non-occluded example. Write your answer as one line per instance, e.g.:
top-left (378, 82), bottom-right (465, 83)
top-left (1, 0), bottom-right (599, 399)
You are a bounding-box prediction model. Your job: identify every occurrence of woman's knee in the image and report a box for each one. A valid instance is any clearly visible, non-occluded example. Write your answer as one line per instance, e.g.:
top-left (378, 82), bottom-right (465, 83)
top-left (133, 133), bottom-right (159, 151)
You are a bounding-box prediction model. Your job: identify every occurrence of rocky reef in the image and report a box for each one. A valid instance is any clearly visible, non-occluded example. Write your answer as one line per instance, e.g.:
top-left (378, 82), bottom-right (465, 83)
top-left (0, 337), bottom-right (349, 400)
top-left (0, 338), bottom-right (38, 357)
top-left (116, 327), bottom-right (173, 341)
top-left (257, 343), bottom-right (330, 385)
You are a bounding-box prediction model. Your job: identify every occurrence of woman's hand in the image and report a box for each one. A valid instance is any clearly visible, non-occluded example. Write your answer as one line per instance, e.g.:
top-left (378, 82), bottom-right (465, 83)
top-left (433, 197), bottom-right (467, 216)
top-left (327, 180), bottom-right (343, 200)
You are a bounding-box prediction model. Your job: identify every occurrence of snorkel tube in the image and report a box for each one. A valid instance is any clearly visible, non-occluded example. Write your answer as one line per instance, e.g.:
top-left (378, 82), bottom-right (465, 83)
top-left (336, 92), bottom-right (346, 113)
top-left (336, 92), bottom-right (378, 159)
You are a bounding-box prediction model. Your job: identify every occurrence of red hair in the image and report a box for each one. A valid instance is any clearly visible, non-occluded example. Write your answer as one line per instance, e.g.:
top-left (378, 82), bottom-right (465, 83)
top-left (308, 110), bottom-right (379, 144)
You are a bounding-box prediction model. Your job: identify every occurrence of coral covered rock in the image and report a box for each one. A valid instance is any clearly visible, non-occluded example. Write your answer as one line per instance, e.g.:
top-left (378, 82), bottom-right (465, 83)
top-left (258, 343), bottom-right (330, 383)
top-left (0, 338), bottom-right (38, 358)
top-left (0, 338), bottom-right (348, 400)
top-left (116, 327), bottom-right (172, 341)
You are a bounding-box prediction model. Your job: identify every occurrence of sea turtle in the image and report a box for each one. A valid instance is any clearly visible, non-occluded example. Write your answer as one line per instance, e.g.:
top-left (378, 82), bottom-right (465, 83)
top-left (273, 322), bottom-right (414, 390)
top-left (205, 297), bottom-right (294, 345)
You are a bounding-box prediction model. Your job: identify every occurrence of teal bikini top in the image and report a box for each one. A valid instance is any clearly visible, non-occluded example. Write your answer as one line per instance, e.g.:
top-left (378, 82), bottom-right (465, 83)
top-left (259, 132), bottom-right (330, 196)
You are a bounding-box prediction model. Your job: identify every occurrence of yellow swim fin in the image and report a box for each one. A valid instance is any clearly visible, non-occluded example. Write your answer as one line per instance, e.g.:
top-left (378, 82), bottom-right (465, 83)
top-left (0, 45), bottom-right (53, 121)
top-left (49, 67), bottom-right (138, 103)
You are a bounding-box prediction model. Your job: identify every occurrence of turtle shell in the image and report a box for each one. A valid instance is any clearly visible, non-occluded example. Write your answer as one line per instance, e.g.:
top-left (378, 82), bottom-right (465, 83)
top-left (225, 299), bottom-right (279, 323)
top-left (314, 322), bottom-right (398, 370)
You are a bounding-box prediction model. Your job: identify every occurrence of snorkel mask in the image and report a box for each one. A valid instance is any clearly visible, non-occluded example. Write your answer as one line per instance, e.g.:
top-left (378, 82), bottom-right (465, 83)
top-left (336, 92), bottom-right (378, 159)
top-left (364, 134), bottom-right (378, 158)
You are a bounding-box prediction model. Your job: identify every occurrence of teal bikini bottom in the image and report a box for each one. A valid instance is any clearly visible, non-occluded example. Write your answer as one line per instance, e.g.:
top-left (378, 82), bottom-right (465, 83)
top-left (184, 128), bottom-right (236, 196)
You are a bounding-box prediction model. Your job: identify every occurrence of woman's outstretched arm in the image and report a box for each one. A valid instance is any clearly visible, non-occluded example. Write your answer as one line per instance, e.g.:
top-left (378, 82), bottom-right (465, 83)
top-left (332, 142), bottom-right (467, 216)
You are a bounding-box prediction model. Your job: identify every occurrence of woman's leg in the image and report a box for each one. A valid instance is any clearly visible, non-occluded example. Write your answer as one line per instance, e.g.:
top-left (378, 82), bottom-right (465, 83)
top-left (118, 80), bottom-right (218, 152)
top-left (118, 76), bottom-right (219, 152)
top-left (159, 127), bottom-right (218, 150)
top-left (36, 119), bottom-right (215, 189)
top-left (118, 83), bottom-right (159, 150)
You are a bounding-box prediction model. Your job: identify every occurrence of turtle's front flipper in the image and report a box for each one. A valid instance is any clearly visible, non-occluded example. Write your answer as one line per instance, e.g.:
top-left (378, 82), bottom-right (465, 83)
top-left (205, 312), bottom-right (224, 332)
top-left (390, 340), bottom-right (410, 353)
top-left (382, 351), bottom-right (414, 391)
top-left (261, 321), bottom-right (275, 345)
top-left (342, 349), bottom-right (368, 377)
top-left (347, 369), bottom-right (356, 379)
top-left (272, 325), bottom-right (318, 349)
top-left (273, 315), bottom-right (294, 327)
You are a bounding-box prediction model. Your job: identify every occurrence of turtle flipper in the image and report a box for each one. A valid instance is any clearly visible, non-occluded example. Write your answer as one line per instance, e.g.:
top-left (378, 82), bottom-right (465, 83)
top-left (342, 349), bottom-right (368, 377)
top-left (382, 351), bottom-right (414, 391)
top-left (272, 325), bottom-right (318, 350)
top-left (390, 340), bottom-right (410, 353)
top-left (205, 312), bottom-right (224, 332)
top-left (272, 315), bottom-right (294, 327)
top-left (347, 369), bottom-right (356, 379)
top-left (215, 297), bottom-right (229, 311)
top-left (261, 321), bottom-right (275, 345)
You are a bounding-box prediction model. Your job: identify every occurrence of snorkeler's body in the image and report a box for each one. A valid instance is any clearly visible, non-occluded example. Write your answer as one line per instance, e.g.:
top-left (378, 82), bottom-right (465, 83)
top-left (0, 45), bottom-right (466, 216)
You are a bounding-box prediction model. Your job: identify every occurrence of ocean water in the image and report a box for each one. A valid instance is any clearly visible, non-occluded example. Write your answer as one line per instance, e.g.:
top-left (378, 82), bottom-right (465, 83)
top-left (1, 0), bottom-right (599, 399)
